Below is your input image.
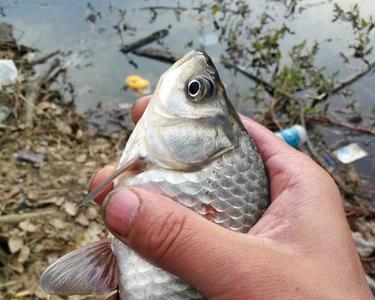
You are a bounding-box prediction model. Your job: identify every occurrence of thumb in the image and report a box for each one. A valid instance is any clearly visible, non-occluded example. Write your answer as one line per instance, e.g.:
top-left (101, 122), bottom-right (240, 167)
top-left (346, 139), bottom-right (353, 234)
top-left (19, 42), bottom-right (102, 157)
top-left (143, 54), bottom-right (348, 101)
top-left (101, 187), bottom-right (266, 298)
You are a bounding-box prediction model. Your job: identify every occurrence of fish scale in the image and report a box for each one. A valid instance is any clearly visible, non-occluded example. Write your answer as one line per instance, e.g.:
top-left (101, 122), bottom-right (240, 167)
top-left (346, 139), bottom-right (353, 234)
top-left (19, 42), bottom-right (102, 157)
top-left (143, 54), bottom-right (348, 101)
top-left (114, 132), bottom-right (269, 299)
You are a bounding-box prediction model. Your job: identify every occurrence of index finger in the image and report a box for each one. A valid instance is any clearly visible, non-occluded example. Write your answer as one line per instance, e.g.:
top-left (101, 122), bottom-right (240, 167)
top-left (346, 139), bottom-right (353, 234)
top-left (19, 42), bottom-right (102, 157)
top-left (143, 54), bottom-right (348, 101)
top-left (239, 114), bottom-right (294, 163)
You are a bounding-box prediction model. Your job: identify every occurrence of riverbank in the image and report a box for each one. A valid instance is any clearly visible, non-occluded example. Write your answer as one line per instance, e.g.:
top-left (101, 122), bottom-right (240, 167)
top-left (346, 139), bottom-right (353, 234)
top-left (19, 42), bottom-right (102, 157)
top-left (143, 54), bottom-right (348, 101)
top-left (0, 21), bottom-right (374, 299)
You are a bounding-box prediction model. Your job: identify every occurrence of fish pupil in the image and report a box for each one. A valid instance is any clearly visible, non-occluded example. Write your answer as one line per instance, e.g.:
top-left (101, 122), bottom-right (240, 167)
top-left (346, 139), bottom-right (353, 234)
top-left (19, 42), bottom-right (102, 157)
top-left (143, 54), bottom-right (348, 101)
top-left (188, 80), bottom-right (201, 97)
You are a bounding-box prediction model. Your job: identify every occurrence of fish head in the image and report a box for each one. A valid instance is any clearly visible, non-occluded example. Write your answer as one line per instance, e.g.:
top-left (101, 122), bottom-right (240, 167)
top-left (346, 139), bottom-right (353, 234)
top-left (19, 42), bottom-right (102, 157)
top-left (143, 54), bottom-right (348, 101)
top-left (123, 50), bottom-right (245, 171)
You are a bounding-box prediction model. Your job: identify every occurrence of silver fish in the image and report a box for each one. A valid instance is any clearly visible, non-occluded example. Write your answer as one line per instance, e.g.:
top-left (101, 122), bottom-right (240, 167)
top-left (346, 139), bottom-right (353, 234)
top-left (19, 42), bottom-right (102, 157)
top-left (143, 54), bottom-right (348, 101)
top-left (40, 50), bottom-right (270, 299)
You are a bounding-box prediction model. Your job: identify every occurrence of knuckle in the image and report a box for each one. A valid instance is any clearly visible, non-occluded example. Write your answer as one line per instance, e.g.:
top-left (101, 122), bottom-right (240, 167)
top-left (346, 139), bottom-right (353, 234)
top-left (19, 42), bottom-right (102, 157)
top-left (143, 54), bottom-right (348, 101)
top-left (145, 211), bottom-right (189, 263)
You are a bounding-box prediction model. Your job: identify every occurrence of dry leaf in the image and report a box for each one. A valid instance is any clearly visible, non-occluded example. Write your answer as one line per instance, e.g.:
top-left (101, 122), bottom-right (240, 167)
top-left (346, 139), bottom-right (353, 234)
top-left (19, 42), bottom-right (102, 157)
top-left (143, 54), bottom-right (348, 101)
top-left (75, 154), bottom-right (87, 163)
top-left (87, 206), bottom-right (98, 220)
top-left (50, 218), bottom-right (67, 230)
top-left (8, 236), bottom-right (23, 253)
top-left (64, 201), bottom-right (77, 216)
top-left (19, 220), bottom-right (37, 233)
top-left (75, 213), bottom-right (89, 227)
top-left (56, 120), bottom-right (72, 135)
top-left (18, 246), bottom-right (30, 263)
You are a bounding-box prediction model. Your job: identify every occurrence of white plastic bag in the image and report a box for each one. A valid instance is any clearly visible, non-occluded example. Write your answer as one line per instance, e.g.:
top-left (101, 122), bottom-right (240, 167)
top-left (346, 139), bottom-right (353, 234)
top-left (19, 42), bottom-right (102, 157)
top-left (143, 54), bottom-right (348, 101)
top-left (0, 59), bottom-right (18, 87)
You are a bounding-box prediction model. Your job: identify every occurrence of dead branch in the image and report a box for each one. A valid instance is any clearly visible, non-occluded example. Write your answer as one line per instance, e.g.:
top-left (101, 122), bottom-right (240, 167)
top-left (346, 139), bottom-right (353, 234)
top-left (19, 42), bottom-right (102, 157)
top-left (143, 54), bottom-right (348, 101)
top-left (309, 116), bottom-right (375, 135)
top-left (132, 47), bottom-right (179, 64)
top-left (25, 58), bottom-right (60, 127)
top-left (120, 28), bottom-right (169, 54)
top-left (26, 49), bottom-right (60, 66)
top-left (270, 97), bottom-right (283, 130)
top-left (139, 6), bottom-right (188, 13)
top-left (0, 208), bottom-right (58, 225)
top-left (330, 60), bottom-right (375, 95)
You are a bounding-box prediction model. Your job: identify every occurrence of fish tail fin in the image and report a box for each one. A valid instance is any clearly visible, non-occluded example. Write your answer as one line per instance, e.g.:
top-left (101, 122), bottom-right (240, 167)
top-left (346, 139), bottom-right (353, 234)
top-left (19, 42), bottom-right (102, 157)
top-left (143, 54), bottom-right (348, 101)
top-left (39, 238), bottom-right (118, 296)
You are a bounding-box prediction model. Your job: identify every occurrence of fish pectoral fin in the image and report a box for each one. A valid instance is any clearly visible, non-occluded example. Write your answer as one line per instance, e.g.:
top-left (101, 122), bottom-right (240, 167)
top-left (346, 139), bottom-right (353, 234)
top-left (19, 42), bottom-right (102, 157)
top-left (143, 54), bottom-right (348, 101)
top-left (77, 156), bottom-right (147, 208)
top-left (39, 238), bottom-right (118, 296)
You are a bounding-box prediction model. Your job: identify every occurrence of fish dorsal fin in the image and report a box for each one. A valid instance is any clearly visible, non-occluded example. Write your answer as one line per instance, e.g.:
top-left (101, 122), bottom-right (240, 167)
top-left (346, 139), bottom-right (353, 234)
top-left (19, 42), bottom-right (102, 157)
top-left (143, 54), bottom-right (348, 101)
top-left (40, 238), bottom-right (118, 296)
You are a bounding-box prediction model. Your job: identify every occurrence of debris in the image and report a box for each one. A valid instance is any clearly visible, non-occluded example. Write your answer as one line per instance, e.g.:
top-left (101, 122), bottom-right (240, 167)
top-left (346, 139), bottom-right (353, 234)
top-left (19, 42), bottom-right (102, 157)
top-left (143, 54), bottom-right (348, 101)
top-left (18, 220), bottom-right (37, 232)
top-left (64, 201), bottom-right (78, 216)
top-left (0, 60), bottom-right (17, 87)
top-left (49, 218), bottom-right (68, 230)
top-left (0, 105), bottom-right (11, 123)
top-left (275, 125), bottom-right (307, 148)
top-left (75, 213), bottom-right (90, 227)
top-left (18, 246), bottom-right (30, 263)
top-left (0, 23), bottom-right (15, 44)
top-left (125, 75), bottom-right (150, 90)
top-left (8, 236), bottom-right (23, 253)
top-left (16, 150), bottom-right (45, 165)
top-left (353, 232), bottom-right (375, 257)
top-left (120, 28), bottom-right (169, 54)
top-left (333, 143), bottom-right (368, 164)
top-left (0, 209), bottom-right (58, 225)
top-left (132, 47), bottom-right (179, 64)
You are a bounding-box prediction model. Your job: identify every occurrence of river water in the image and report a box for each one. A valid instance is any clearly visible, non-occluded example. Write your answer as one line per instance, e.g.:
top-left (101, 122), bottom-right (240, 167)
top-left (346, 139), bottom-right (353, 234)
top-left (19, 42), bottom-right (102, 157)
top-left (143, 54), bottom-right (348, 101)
top-left (1, 0), bottom-right (374, 190)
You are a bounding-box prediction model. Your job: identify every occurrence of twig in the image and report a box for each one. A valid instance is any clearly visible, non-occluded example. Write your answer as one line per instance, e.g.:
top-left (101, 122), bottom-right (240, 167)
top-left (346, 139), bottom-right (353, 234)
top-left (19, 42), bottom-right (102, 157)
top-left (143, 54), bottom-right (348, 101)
top-left (25, 58), bottom-right (60, 127)
top-left (120, 28), bottom-right (169, 54)
top-left (139, 6), bottom-right (188, 12)
top-left (309, 116), bottom-right (375, 135)
top-left (26, 49), bottom-right (60, 66)
top-left (270, 97), bottom-right (283, 130)
top-left (132, 47), bottom-right (179, 64)
top-left (330, 60), bottom-right (375, 96)
top-left (224, 62), bottom-right (277, 95)
top-left (0, 208), bottom-right (58, 225)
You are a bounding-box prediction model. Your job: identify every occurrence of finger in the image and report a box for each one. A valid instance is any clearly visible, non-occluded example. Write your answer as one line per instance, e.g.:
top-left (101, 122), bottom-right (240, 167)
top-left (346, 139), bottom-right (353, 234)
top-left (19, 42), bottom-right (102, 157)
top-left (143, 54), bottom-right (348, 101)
top-left (89, 164), bottom-right (116, 205)
top-left (100, 187), bottom-right (266, 299)
top-left (131, 95), bottom-right (151, 124)
top-left (239, 114), bottom-right (295, 163)
top-left (239, 114), bottom-right (323, 200)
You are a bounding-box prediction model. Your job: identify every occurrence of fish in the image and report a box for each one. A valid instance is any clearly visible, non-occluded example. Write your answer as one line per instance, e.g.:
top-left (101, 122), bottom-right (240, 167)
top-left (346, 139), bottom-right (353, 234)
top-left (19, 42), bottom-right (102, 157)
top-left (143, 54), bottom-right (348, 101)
top-left (40, 50), bottom-right (270, 300)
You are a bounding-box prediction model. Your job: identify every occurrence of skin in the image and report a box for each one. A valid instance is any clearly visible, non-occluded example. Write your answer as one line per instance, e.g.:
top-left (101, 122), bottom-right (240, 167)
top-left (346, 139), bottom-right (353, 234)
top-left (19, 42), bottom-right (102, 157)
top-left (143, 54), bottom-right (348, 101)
top-left (91, 96), bottom-right (373, 300)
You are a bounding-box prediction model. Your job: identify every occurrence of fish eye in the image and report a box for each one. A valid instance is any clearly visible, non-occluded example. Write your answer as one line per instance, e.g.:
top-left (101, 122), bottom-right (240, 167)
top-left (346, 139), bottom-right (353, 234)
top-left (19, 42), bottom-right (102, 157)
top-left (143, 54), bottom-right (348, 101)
top-left (186, 76), bottom-right (215, 102)
top-left (188, 80), bottom-right (201, 97)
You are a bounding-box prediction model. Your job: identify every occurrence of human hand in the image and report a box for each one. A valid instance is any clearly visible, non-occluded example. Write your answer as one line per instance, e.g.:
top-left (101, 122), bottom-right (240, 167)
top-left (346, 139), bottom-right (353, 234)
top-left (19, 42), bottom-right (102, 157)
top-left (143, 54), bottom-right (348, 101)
top-left (91, 96), bottom-right (372, 300)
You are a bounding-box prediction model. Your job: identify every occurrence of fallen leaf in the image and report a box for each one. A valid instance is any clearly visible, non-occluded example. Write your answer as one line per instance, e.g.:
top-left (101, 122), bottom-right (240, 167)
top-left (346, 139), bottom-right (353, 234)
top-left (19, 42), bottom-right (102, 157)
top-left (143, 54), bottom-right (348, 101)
top-left (87, 206), bottom-right (98, 220)
top-left (18, 246), bottom-right (30, 263)
top-left (75, 213), bottom-right (89, 227)
top-left (8, 236), bottom-right (23, 253)
top-left (49, 219), bottom-right (67, 230)
top-left (64, 201), bottom-right (77, 216)
top-left (55, 120), bottom-right (72, 135)
top-left (19, 220), bottom-right (37, 233)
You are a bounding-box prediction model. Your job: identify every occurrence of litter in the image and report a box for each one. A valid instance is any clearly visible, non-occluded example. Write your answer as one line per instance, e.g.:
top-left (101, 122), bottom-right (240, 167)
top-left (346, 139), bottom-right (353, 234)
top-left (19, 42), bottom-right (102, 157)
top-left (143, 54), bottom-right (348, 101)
top-left (275, 125), bottom-right (307, 148)
top-left (125, 75), bottom-right (150, 90)
top-left (0, 59), bottom-right (18, 87)
top-left (16, 150), bottom-right (45, 165)
top-left (0, 106), bottom-right (11, 123)
top-left (333, 143), bottom-right (368, 164)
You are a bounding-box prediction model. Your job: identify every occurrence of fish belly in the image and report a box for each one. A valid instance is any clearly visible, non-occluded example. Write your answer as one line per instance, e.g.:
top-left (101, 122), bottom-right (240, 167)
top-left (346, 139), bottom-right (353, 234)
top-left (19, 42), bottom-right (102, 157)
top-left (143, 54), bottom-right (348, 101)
top-left (114, 133), bottom-right (269, 300)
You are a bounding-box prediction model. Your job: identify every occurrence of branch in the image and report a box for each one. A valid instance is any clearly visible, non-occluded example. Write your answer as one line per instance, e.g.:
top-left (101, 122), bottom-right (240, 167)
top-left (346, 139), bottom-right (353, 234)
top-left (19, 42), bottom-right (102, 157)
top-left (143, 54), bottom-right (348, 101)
top-left (0, 208), bottom-right (57, 224)
top-left (132, 47), bottom-right (179, 64)
top-left (120, 28), bottom-right (169, 54)
top-left (308, 116), bottom-right (375, 135)
top-left (26, 49), bottom-right (60, 66)
top-left (330, 60), bottom-right (375, 96)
